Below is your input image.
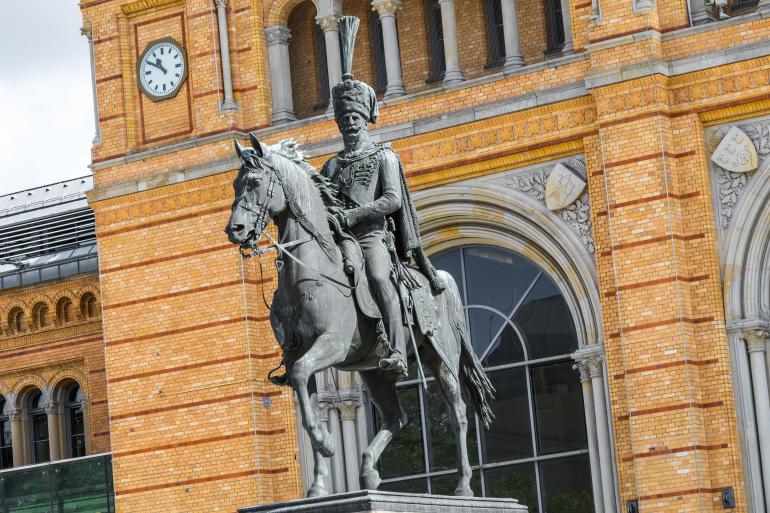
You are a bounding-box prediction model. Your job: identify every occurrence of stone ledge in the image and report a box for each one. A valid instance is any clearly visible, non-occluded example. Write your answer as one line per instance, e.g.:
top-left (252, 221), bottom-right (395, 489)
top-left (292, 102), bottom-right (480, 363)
top-left (239, 491), bottom-right (528, 513)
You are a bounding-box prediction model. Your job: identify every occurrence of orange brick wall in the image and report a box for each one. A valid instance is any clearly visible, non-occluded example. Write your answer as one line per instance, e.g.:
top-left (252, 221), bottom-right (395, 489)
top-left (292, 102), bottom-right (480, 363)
top-left (288, 0), bottom-right (323, 119)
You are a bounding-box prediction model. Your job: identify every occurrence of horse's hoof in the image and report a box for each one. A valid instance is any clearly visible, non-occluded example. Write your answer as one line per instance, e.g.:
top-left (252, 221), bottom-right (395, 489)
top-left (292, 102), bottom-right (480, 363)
top-left (360, 469), bottom-right (381, 490)
top-left (307, 485), bottom-right (329, 498)
top-left (454, 487), bottom-right (474, 497)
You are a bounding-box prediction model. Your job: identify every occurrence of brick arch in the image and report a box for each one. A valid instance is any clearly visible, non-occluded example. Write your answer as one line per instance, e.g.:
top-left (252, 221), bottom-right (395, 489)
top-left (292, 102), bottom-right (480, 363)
top-left (12, 374), bottom-right (48, 400)
top-left (266, 0), bottom-right (316, 27)
top-left (49, 368), bottom-right (90, 400)
top-left (4, 300), bottom-right (31, 336)
top-left (30, 300), bottom-right (54, 330)
top-left (53, 293), bottom-right (78, 325)
top-left (0, 380), bottom-right (12, 400)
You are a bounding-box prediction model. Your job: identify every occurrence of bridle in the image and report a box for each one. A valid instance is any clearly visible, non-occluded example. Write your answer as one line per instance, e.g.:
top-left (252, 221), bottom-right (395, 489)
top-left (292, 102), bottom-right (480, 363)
top-left (235, 162), bottom-right (277, 260)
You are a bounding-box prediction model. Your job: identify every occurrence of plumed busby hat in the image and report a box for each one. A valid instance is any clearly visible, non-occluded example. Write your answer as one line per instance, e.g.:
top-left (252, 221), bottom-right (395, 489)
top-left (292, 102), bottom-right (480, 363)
top-left (332, 16), bottom-right (379, 123)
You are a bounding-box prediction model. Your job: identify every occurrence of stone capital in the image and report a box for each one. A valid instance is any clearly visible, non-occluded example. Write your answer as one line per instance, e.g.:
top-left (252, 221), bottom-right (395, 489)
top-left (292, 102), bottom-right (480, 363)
top-left (265, 25), bottom-right (291, 46)
top-left (8, 409), bottom-right (22, 422)
top-left (743, 329), bottom-right (769, 354)
top-left (372, 0), bottom-right (401, 16)
top-left (585, 355), bottom-right (604, 378)
top-left (337, 401), bottom-right (360, 421)
top-left (80, 25), bottom-right (93, 40)
top-left (572, 361), bottom-right (591, 383)
top-left (44, 401), bottom-right (59, 416)
top-left (215, 0), bottom-right (227, 8)
top-left (316, 14), bottom-right (340, 33)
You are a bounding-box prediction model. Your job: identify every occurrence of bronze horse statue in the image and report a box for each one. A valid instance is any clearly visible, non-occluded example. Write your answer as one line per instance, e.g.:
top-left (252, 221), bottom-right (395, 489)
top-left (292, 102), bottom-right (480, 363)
top-left (225, 136), bottom-right (493, 498)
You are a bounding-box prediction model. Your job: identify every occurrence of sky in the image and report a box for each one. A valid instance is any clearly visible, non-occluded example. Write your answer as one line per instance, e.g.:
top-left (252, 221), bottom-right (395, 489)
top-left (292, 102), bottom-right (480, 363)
top-left (0, 1), bottom-right (94, 195)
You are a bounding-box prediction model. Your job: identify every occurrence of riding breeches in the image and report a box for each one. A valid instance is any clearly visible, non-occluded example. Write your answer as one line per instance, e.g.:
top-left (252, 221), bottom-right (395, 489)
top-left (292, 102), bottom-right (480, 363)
top-left (357, 229), bottom-right (406, 358)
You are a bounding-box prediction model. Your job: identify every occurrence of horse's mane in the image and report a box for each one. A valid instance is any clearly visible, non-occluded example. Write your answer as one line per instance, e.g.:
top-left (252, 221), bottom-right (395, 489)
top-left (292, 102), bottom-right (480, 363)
top-left (269, 140), bottom-right (342, 210)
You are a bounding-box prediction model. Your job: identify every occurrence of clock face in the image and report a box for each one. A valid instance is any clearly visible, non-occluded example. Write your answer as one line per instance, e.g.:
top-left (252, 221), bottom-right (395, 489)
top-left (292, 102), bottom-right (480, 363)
top-left (137, 38), bottom-right (188, 101)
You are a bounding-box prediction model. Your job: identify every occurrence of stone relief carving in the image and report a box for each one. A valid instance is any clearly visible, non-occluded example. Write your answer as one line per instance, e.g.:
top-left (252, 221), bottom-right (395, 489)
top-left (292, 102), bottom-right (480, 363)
top-left (710, 126), bottom-right (758, 173)
top-left (711, 120), bottom-right (770, 229)
top-left (493, 158), bottom-right (595, 254)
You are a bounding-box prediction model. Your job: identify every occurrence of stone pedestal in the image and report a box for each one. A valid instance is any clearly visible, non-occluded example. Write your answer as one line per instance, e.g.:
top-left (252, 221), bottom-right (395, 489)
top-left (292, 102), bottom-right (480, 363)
top-left (239, 491), bottom-right (528, 513)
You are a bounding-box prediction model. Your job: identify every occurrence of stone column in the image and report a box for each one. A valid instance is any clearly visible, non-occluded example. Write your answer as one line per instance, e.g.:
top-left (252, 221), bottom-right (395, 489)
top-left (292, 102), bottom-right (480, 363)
top-left (265, 25), bottom-right (297, 124)
top-left (80, 25), bottom-right (101, 144)
top-left (325, 404), bottom-right (346, 493)
top-left (574, 361), bottom-right (604, 513)
top-left (587, 355), bottom-right (617, 513)
top-left (372, 0), bottom-right (406, 98)
top-left (500, 0), bottom-right (525, 72)
top-left (338, 401), bottom-right (361, 492)
top-left (437, 0), bottom-right (464, 85)
top-left (215, 0), bottom-right (237, 111)
top-left (46, 401), bottom-right (61, 461)
top-left (559, 0), bottom-right (573, 53)
top-left (743, 329), bottom-right (770, 511)
top-left (589, 0), bottom-right (601, 22)
top-left (9, 409), bottom-right (24, 467)
top-left (317, 12), bottom-right (343, 110)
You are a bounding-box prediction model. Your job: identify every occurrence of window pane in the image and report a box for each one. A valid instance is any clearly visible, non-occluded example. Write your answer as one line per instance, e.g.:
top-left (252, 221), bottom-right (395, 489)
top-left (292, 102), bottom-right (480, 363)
top-left (539, 455), bottom-right (594, 513)
top-left (467, 307), bottom-right (506, 359)
top-left (426, 381), bottom-right (478, 471)
top-left (464, 247), bottom-right (540, 315)
top-left (483, 323), bottom-right (525, 367)
top-left (379, 477), bottom-right (428, 493)
top-left (70, 407), bottom-right (87, 457)
top-left (532, 362), bottom-right (587, 455)
top-left (513, 275), bottom-right (578, 359)
top-left (430, 471), bottom-right (482, 496)
top-left (482, 367), bottom-right (532, 462)
top-left (375, 386), bottom-right (425, 478)
top-left (484, 462), bottom-right (539, 512)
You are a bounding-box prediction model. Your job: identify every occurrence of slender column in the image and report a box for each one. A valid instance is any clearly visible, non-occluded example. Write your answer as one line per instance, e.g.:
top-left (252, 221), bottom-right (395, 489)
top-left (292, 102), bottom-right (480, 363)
top-left (9, 410), bottom-right (24, 467)
top-left (81, 398), bottom-right (92, 455)
top-left (559, 0), bottom-right (573, 52)
top-left (325, 404), bottom-right (346, 493)
top-left (372, 0), bottom-right (406, 98)
top-left (574, 361), bottom-right (604, 513)
top-left (80, 25), bottom-right (101, 144)
top-left (743, 329), bottom-right (770, 511)
top-left (339, 401), bottom-right (361, 492)
top-left (46, 402), bottom-right (61, 461)
top-left (215, 0), bottom-right (237, 111)
top-left (589, 0), bottom-right (601, 22)
top-left (588, 356), bottom-right (617, 513)
top-left (500, 0), bottom-right (525, 72)
top-left (317, 12), bottom-right (343, 112)
top-left (437, 0), bottom-right (464, 85)
top-left (265, 25), bottom-right (297, 124)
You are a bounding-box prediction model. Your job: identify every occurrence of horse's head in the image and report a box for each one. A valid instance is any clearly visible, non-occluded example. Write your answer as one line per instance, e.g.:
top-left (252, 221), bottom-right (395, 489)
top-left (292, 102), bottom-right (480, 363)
top-left (225, 134), bottom-right (287, 247)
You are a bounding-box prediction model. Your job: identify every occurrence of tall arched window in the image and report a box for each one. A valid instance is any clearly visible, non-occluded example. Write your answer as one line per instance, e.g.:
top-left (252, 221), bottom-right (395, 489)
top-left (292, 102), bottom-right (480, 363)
top-left (424, 0), bottom-right (445, 83)
top-left (372, 246), bottom-right (594, 513)
top-left (57, 297), bottom-right (74, 324)
top-left (65, 384), bottom-right (86, 458)
top-left (0, 397), bottom-right (12, 469)
top-left (28, 391), bottom-right (50, 463)
top-left (8, 307), bottom-right (26, 335)
top-left (484, 0), bottom-right (505, 67)
top-left (33, 302), bottom-right (50, 329)
top-left (544, 0), bottom-right (566, 54)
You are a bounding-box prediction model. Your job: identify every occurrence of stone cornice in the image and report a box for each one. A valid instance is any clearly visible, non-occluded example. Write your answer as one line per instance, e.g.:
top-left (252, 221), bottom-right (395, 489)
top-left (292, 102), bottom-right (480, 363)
top-left (0, 321), bottom-right (102, 352)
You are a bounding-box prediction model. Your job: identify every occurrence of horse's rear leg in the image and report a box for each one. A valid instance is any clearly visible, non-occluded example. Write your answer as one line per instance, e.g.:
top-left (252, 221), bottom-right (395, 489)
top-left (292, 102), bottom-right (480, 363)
top-left (430, 355), bottom-right (474, 497)
top-left (358, 369), bottom-right (405, 490)
top-left (291, 333), bottom-right (347, 497)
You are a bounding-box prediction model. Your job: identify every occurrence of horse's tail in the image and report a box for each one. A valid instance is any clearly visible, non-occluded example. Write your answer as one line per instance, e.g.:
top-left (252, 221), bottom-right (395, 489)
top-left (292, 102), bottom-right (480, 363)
top-left (439, 270), bottom-right (496, 428)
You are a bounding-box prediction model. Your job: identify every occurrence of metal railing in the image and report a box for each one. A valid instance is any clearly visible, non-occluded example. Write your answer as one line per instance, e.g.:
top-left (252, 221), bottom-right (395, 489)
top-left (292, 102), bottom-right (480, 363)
top-left (0, 251), bottom-right (98, 291)
top-left (0, 453), bottom-right (114, 513)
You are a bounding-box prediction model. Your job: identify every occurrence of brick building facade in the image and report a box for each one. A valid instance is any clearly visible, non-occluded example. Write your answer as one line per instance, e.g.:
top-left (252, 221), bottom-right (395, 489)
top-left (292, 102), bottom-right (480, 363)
top-left (5, 0), bottom-right (770, 511)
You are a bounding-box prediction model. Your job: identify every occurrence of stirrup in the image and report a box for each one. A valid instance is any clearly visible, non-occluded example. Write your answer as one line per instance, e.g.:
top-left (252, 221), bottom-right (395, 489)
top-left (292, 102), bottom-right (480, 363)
top-left (269, 372), bottom-right (292, 387)
top-left (379, 355), bottom-right (408, 376)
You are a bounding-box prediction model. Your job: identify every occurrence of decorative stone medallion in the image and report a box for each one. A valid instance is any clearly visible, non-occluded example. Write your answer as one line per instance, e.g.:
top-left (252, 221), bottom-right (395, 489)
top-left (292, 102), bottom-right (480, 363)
top-left (710, 126), bottom-right (759, 173)
top-left (545, 162), bottom-right (587, 211)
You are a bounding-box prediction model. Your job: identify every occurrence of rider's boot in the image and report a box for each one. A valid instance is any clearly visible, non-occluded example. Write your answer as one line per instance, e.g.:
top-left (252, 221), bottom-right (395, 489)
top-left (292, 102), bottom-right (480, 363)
top-left (379, 350), bottom-right (407, 376)
top-left (269, 372), bottom-right (292, 387)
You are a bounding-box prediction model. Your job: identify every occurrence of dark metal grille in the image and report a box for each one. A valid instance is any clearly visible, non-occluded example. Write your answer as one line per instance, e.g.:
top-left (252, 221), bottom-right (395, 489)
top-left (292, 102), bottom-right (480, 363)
top-left (370, 10), bottom-right (388, 94)
top-left (545, 0), bottom-right (566, 54)
top-left (484, 0), bottom-right (506, 68)
top-left (314, 24), bottom-right (330, 108)
top-left (0, 208), bottom-right (95, 262)
top-left (726, 0), bottom-right (759, 16)
top-left (425, 0), bottom-right (445, 83)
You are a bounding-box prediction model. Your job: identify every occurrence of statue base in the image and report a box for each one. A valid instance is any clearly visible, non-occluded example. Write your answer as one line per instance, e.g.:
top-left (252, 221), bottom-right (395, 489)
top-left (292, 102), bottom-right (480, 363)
top-left (239, 490), bottom-right (528, 513)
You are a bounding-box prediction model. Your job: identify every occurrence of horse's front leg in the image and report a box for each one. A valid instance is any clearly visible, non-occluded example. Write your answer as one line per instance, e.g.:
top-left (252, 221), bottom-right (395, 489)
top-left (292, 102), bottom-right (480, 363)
top-left (290, 332), bottom-right (347, 497)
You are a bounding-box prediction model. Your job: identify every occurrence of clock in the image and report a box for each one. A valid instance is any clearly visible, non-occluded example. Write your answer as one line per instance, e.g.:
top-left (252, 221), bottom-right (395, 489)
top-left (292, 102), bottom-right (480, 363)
top-left (137, 37), bottom-right (188, 101)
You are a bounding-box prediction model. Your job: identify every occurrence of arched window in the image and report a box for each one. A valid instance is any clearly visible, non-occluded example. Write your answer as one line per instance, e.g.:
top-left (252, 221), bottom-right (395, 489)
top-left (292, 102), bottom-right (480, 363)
top-left (0, 397), bottom-right (12, 469)
top-left (484, 0), bottom-right (505, 67)
top-left (57, 297), bottom-right (74, 324)
top-left (287, 1), bottom-right (327, 119)
top-left (424, 0), bottom-right (445, 83)
top-left (8, 307), bottom-right (26, 335)
top-left (28, 391), bottom-right (50, 463)
top-left (80, 293), bottom-right (97, 319)
top-left (65, 384), bottom-right (86, 458)
top-left (544, 0), bottom-right (566, 54)
top-left (314, 24), bottom-right (330, 106)
top-left (33, 302), bottom-right (50, 329)
top-left (372, 246), bottom-right (593, 513)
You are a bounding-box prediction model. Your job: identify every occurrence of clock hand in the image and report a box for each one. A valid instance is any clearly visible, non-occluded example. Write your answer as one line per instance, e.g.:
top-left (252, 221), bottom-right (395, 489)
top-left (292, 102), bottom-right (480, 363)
top-left (155, 58), bottom-right (168, 74)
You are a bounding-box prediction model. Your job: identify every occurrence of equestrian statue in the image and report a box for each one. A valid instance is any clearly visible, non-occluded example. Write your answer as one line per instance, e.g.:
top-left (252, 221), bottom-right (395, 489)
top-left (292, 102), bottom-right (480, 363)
top-left (225, 16), bottom-right (494, 498)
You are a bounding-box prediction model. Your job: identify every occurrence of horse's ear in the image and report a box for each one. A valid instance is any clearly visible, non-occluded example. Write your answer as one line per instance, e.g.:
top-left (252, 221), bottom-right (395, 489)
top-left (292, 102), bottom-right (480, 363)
top-left (234, 140), bottom-right (244, 158)
top-left (250, 133), bottom-right (268, 158)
